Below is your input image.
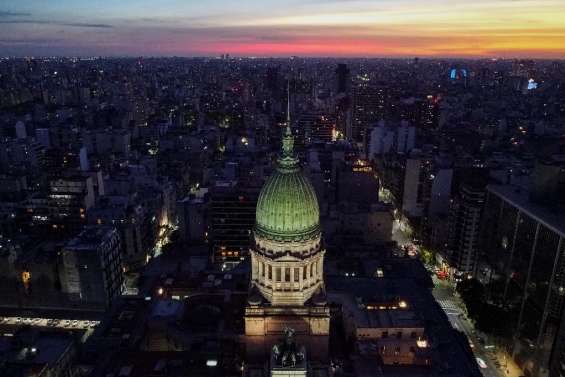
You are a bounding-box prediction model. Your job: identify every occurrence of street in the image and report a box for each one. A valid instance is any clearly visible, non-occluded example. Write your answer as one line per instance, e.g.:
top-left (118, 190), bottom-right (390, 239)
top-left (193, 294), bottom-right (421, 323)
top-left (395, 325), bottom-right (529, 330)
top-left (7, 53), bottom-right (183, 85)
top-left (392, 219), bottom-right (522, 377)
top-left (432, 276), bottom-right (522, 377)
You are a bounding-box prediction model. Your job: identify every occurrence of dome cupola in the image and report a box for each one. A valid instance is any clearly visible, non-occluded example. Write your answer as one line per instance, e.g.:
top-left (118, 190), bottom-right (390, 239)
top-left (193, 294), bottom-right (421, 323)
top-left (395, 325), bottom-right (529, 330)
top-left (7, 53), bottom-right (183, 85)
top-left (254, 98), bottom-right (320, 243)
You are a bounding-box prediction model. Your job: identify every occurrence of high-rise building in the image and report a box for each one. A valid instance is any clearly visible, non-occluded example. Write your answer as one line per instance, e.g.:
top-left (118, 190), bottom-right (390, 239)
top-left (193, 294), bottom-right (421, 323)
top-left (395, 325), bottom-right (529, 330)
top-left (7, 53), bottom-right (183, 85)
top-left (298, 113), bottom-right (335, 144)
top-left (335, 63), bottom-right (350, 94)
top-left (209, 182), bottom-right (258, 270)
top-left (445, 176), bottom-right (487, 275)
top-left (48, 173), bottom-right (95, 232)
top-left (352, 84), bottom-right (384, 145)
top-left (15, 121), bottom-right (27, 139)
top-left (79, 146), bottom-right (89, 171)
top-left (550, 311), bottom-right (565, 377)
top-left (35, 128), bottom-right (51, 149)
top-left (177, 195), bottom-right (208, 245)
top-left (59, 226), bottom-right (123, 308)
top-left (245, 113), bottom-right (329, 366)
top-left (368, 121), bottom-right (416, 158)
top-left (480, 184), bottom-right (565, 376)
top-left (529, 157), bottom-right (565, 207)
top-left (402, 157), bottom-right (432, 218)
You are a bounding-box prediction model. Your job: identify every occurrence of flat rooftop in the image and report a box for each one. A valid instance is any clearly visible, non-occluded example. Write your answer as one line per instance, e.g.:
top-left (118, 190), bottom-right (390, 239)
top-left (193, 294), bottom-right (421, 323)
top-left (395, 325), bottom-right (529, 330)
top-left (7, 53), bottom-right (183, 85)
top-left (66, 225), bottom-right (117, 250)
top-left (488, 184), bottom-right (565, 237)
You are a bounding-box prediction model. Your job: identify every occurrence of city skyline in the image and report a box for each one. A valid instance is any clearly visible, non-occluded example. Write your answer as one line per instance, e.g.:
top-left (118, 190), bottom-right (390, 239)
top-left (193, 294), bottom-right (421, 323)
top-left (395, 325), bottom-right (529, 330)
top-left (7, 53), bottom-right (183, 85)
top-left (1, 0), bottom-right (565, 58)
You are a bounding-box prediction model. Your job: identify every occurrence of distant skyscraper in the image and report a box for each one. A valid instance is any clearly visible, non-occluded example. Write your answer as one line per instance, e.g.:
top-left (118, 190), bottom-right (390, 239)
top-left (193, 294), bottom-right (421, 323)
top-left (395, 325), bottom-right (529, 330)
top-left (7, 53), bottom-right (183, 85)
top-left (396, 122), bottom-right (416, 154)
top-left (35, 128), bottom-right (51, 148)
top-left (335, 63), bottom-right (350, 94)
top-left (79, 146), bottom-right (89, 172)
top-left (352, 84), bottom-right (384, 144)
top-left (15, 121), bottom-right (27, 139)
top-left (266, 67), bottom-right (280, 94)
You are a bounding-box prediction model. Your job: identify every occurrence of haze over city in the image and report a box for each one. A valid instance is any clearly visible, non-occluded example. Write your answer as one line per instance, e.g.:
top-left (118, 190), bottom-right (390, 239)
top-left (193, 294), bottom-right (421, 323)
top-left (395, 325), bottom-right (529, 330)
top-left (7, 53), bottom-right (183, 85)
top-left (1, 0), bottom-right (565, 57)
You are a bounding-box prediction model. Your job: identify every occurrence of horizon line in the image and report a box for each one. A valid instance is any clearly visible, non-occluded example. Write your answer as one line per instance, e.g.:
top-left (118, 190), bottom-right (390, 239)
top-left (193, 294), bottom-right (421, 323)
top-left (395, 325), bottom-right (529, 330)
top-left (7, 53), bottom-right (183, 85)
top-left (2, 55), bottom-right (564, 61)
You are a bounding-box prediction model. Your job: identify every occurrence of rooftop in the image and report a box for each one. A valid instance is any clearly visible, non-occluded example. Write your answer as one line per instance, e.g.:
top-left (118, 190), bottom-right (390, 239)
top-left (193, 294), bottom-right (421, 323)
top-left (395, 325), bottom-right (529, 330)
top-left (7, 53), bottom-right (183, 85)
top-left (65, 225), bottom-right (118, 251)
top-left (488, 184), bottom-right (565, 236)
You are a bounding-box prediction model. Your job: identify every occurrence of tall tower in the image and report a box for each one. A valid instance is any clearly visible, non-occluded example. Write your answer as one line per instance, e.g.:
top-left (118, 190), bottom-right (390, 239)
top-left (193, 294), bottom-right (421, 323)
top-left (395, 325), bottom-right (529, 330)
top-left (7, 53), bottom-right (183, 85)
top-left (335, 63), bottom-right (350, 94)
top-left (245, 89), bottom-right (329, 364)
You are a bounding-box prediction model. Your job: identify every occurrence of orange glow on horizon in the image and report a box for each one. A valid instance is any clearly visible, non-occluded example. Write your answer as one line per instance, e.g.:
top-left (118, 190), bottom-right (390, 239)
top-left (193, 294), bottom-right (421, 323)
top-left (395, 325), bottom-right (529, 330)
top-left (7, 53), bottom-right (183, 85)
top-left (1, 0), bottom-right (565, 57)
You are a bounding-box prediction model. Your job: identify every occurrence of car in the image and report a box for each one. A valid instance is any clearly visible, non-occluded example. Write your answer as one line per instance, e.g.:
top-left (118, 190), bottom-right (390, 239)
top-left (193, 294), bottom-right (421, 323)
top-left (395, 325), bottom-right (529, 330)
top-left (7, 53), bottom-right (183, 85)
top-left (476, 358), bottom-right (488, 369)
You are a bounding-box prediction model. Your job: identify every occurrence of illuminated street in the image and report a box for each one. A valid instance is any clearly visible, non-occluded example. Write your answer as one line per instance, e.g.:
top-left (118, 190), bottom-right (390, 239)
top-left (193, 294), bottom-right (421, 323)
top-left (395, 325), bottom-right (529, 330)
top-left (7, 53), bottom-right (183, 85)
top-left (0, 316), bottom-right (99, 330)
top-left (433, 276), bottom-right (523, 377)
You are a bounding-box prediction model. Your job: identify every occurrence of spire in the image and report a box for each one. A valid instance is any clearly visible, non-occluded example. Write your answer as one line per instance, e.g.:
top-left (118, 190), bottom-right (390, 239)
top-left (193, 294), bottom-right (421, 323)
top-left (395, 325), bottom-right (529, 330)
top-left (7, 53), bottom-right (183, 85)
top-left (286, 80), bottom-right (291, 126)
top-left (279, 79), bottom-right (298, 172)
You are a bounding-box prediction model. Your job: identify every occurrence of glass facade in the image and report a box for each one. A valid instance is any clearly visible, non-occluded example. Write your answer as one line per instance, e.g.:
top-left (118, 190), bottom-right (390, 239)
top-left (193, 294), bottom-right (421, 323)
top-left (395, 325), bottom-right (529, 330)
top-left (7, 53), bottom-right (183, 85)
top-left (480, 186), bottom-right (565, 375)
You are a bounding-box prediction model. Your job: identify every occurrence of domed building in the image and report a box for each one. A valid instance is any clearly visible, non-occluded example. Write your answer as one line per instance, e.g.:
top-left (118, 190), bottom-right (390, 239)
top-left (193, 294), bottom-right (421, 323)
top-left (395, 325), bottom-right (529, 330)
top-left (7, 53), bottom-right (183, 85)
top-left (245, 105), bottom-right (329, 365)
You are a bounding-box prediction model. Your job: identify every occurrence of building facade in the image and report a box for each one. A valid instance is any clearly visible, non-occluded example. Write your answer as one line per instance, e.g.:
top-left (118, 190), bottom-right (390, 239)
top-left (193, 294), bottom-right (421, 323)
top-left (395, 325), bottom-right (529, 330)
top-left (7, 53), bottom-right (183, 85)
top-left (245, 116), bottom-right (330, 366)
top-left (480, 184), bottom-right (565, 376)
top-left (60, 226), bottom-right (123, 308)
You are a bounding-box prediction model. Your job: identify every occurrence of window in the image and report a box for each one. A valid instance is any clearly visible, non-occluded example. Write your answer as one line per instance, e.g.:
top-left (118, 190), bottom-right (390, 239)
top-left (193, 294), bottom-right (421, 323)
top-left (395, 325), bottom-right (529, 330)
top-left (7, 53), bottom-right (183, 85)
top-left (294, 268), bottom-right (300, 282)
top-left (268, 265), bottom-right (272, 280)
top-left (275, 267), bottom-right (281, 282)
top-left (285, 268), bottom-right (290, 282)
top-left (303, 266), bottom-right (307, 279)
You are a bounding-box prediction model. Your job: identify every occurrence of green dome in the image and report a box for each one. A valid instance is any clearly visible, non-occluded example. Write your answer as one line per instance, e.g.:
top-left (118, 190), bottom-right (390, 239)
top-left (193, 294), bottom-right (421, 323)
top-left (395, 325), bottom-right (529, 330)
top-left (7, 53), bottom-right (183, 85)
top-left (255, 168), bottom-right (320, 241)
top-left (255, 125), bottom-right (320, 242)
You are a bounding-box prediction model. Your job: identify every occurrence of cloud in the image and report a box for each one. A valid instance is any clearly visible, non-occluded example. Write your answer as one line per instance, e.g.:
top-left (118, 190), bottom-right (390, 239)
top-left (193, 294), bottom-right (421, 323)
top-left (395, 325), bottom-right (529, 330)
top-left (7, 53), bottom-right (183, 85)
top-left (0, 19), bottom-right (113, 28)
top-left (0, 10), bottom-right (31, 17)
top-left (0, 38), bottom-right (61, 45)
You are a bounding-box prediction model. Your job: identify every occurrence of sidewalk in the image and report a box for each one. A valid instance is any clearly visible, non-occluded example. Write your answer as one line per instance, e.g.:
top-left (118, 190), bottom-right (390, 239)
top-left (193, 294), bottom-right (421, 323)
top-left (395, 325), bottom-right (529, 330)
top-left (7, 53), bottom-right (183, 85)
top-left (489, 349), bottom-right (522, 377)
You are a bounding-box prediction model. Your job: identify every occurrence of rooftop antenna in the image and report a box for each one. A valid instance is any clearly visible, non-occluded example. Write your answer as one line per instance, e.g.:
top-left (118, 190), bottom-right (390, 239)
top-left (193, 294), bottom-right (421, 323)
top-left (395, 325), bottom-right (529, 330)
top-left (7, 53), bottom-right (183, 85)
top-left (280, 79), bottom-right (295, 160)
top-left (286, 80), bottom-right (291, 131)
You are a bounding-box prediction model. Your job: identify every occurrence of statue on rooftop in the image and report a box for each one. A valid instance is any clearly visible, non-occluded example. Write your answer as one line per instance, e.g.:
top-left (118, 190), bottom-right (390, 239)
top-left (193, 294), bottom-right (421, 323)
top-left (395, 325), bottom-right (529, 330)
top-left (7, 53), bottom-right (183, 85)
top-left (272, 327), bottom-right (305, 368)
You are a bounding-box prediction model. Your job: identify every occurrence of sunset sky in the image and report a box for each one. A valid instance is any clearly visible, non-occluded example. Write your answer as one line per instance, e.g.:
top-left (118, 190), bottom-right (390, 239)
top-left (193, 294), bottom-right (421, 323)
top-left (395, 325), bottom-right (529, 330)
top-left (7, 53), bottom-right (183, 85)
top-left (1, 0), bottom-right (565, 58)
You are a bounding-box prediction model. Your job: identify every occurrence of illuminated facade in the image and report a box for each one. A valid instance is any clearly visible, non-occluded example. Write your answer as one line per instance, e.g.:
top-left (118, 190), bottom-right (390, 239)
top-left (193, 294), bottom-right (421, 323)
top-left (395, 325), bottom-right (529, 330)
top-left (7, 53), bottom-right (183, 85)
top-left (245, 103), bottom-right (329, 364)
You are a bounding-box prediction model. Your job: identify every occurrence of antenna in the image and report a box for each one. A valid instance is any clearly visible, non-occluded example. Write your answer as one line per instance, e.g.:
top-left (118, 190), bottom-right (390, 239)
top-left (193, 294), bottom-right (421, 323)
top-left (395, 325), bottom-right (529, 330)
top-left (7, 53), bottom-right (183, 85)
top-left (286, 80), bottom-right (291, 125)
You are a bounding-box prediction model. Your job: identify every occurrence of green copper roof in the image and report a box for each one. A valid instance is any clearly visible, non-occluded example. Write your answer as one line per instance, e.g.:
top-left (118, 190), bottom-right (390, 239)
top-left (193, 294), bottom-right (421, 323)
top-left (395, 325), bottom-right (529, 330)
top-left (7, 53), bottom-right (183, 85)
top-left (255, 167), bottom-right (320, 241)
top-left (254, 100), bottom-right (320, 242)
